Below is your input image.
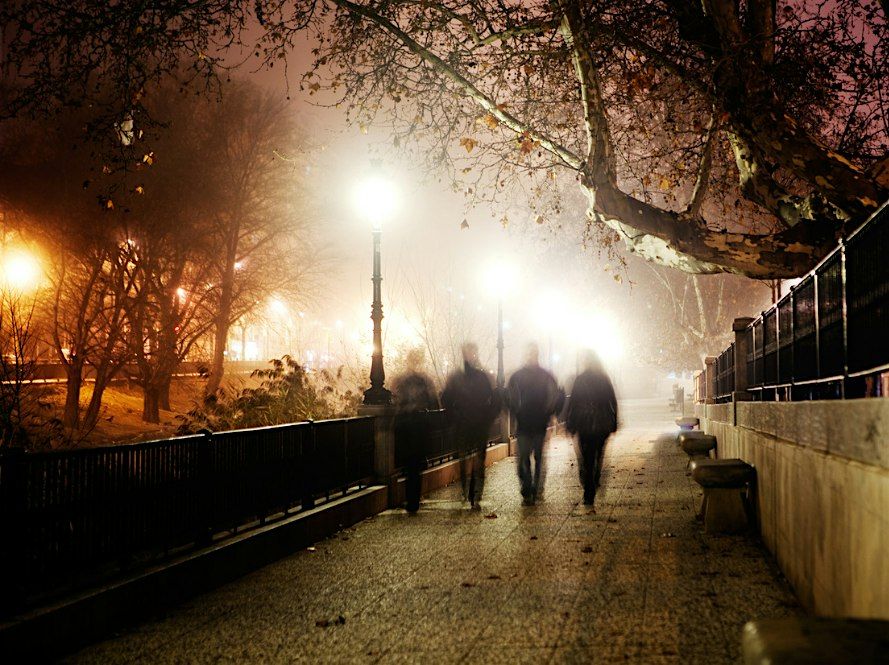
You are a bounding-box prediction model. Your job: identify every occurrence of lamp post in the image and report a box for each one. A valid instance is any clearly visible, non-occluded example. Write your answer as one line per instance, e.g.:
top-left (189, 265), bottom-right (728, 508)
top-left (484, 259), bottom-right (516, 391)
top-left (356, 177), bottom-right (397, 406)
top-left (497, 298), bottom-right (505, 390)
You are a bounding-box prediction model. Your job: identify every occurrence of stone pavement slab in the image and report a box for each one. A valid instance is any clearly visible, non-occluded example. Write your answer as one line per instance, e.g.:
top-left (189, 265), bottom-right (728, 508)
top-left (68, 399), bottom-right (800, 664)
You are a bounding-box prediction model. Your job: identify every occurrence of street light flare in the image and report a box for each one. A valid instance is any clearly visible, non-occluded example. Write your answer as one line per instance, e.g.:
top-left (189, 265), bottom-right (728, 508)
top-left (1, 248), bottom-right (42, 292)
top-left (353, 176), bottom-right (399, 230)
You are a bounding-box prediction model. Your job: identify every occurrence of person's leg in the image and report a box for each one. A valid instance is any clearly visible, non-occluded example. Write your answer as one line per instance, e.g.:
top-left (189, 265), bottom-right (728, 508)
top-left (516, 433), bottom-right (533, 500)
top-left (404, 423), bottom-right (425, 512)
top-left (594, 435), bottom-right (608, 489)
top-left (473, 442), bottom-right (486, 506)
top-left (531, 432), bottom-right (545, 498)
top-left (579, 434), bottom-right (597, 504)
top-left (573, 436), bottom-right (586, 484)
top-left (457, 427), bottom-right (471, 501)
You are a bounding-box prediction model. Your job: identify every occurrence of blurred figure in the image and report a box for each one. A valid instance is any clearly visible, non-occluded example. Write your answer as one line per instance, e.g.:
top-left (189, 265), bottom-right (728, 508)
top-left (442, 342), bottom-right (500, 510)
top-left (566, 350), bottom-right (618, 508)
top-left (392, 349), bottom-right (440, 513)
top-left (507, 343), bottom-right (560, 505)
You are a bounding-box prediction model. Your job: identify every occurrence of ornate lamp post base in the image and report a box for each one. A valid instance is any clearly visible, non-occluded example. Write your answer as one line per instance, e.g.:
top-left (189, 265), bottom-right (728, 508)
top-left (363, 385), bottom-right (392, 405)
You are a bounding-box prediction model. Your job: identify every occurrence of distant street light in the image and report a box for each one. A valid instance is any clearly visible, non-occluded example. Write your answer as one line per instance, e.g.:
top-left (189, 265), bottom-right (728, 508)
top-left (355, 176), bottom-right (398, 405)
top-left (1, 248), bottom-right (42, 293)
top-left (483, 259), bottom-right (517, 390)
top-left (536, 290), bottom-right (568, 369)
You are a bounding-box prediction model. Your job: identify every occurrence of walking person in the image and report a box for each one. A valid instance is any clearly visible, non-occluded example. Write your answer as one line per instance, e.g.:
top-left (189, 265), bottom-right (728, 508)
top-left (442, 343), bottom-right (500, 510)
top-left (392, 349), bottom-right (440, 513)
top-left (507, 343), bottom-right (560, 505)
top-left (566, 350), bottom-right (618, 508)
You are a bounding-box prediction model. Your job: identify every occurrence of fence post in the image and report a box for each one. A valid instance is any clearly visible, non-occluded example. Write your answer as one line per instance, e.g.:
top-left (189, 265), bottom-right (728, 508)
top-left (0, 447), bottom-right (26, 616)
top-left (301, 422), bottom-right (316, 511)
top-left (358, 404), bottom-right (398, 507)
top-left (733, 317), bottom-right (755, 401)
top-left (195, 430), bottom-right (213, 548)
top-left (704, 356), bottom-right (717, 403)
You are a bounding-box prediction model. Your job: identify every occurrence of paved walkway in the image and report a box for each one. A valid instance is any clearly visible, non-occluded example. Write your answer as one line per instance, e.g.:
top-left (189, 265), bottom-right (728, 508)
top-left (70, 400), bottom-right (800, 664)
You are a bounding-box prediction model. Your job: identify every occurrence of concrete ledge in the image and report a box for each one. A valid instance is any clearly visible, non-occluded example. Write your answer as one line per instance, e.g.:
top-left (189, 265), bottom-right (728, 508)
top-left (703, 398), bottom-right (889, 470)
top-left (0, 486), bottom-right (388, 661)
top-left (699, 399), bottom-right (889, 619)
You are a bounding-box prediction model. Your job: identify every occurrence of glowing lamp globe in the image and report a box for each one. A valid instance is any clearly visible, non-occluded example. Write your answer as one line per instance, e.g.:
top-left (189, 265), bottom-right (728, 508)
top-left (353, 176), bottom-right (399, 230)
top-left (2, 250), bottom-right (42, 292)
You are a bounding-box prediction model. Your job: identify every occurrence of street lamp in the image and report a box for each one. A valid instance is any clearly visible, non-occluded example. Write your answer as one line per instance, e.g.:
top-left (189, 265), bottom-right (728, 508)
top-left (483, 259), bottom-right (517, 390)
top-left (355, 176), bottom-right (398, 405)
top-left (1, 248), bottom-right (42, 294)
top-left (536, 290), bottom-right (568, 369)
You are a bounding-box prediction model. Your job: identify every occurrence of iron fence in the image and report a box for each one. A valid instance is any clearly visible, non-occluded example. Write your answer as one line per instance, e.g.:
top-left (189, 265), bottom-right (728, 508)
top-left (714, 344), bottom-right (735, 401)
top-left (0, 417), bottom-right (375, 603)
top-left (393, 410), bottom-right (502, 470)
top-left (710, 201), bottom-right (888, 401)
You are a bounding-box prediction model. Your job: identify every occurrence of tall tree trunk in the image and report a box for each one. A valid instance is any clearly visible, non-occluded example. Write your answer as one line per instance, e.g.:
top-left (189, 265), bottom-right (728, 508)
top-left (205, 272), bottom-right (235, 395)
top-left (142, 385), bottom-right (161, 424)
top-left (62, 360), bottom-right (84, 430)
top-left (81, 362), bottom-right (122, 433)
top-left (159, 373), bottom-right (172, 412)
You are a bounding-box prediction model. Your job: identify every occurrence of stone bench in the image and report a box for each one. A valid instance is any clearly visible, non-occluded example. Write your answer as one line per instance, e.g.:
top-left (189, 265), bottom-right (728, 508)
top-left (742, 617), bottom-right (889, 664)
top-left (675, 416), bottom-right (699, 430)
top-left (676, 429), bottom-right (710, 446)
top-left (690, 458), bottom-right (755, 534)
top-left (680, 433), bottom-right (716, 472)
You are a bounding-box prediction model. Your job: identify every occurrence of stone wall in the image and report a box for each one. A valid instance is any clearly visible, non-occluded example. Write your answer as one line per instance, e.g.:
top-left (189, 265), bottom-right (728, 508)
top-left (695, 399), bottom-right (889, 619)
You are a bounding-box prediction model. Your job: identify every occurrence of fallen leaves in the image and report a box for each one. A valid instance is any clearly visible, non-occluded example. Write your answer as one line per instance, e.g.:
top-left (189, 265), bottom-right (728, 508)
top-left (484, 512), bottom-right (498, 519)
top-left (315, 615), bottom-right (346, 628)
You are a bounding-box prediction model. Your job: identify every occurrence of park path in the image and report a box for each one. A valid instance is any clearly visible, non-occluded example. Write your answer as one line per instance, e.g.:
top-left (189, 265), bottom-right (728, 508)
top-left (69, 399), bottom-right (800, 664)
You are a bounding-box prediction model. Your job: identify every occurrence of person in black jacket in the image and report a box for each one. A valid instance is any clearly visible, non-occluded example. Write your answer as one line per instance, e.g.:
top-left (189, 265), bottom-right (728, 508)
top-left (392, 349), bottom-right (440, 513)
top-left (566, 350), bottom-right (618, 508)
top-left (507, 343), bottom-right (560, 505)
top-left (441, 343), bottom-right (500, 510)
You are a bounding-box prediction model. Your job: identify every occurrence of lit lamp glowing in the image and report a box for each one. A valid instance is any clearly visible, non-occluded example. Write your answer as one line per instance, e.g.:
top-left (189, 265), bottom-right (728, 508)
top-left (1, 249), bottom-right (42, 293)
top-left (536, 290), bottom-right (568, 368)
top-left (483, 259), bottom-right (518, 390)
top-left (354, 176), bottom-right (399, 405)
top-left (579, 313), bottom-right (625, 363)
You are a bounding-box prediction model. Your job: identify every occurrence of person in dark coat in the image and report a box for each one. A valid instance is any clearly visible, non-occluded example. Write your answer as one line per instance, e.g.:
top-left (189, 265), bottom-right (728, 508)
top-left (566, 350), bottom-right (618, 508)
top-left (507, 343), bottom-right (560, 505)
top-left (441, 342), bottom-right (500, 510)
top-left (392, 350), bottom-right (440, 513)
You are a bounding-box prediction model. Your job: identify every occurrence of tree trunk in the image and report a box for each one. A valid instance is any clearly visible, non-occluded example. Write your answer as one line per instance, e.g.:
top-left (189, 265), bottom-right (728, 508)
top-left (62, 361), bottom-right (83, 430)
top-left (81, 363), bottom-right (121, 433)
top-left (159, 374), bottom-right (172, 412)
top-left (205, 285), bottom-right (234, 396)
top-left (81, 381), bottom-right (105, 434)
top-left (142, 385), bottom-right (161, 424)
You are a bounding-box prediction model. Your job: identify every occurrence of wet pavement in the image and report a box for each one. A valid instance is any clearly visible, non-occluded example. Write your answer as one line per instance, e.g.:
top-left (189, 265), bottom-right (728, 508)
top-left (69, 399), bottom-right (801, 664)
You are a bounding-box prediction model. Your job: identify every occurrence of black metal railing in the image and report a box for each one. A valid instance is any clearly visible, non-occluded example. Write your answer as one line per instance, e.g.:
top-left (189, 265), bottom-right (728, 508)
top-left (714, 344), bottom-right (735, 401)
top-left (0, 417), bottom-right (375, 603)
top-left (707, 201), bottom-right (888, 401)
top-left (393, 410), bottom-right (502, 470)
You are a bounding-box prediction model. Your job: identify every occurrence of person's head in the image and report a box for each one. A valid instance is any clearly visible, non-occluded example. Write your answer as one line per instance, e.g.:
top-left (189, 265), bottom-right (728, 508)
top-left (405, 347), bottom-right (425, 373)
top-left (525, 342), bottom-right (540, 367)
top-left (461, 342), bottom-right (479, 368)
top-left (580, 349), bottom-right (603, 374)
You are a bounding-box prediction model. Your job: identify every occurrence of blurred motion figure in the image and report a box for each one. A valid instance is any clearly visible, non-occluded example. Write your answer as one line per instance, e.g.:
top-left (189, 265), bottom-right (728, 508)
top-left (507, 343), bottom-right (561, 505)
top-left (442, 343), bottom-right (500, 510)
top-left (392, 349), bottom-right (439, 513)
top-left (566, 350), bottom-right (618, 508)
